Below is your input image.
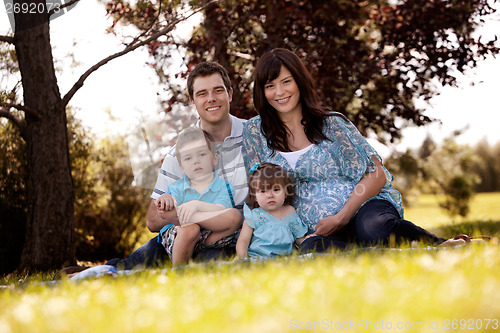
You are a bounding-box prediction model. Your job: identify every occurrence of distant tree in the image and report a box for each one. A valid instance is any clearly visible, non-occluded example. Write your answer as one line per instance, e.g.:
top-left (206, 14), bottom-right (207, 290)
top-left (73, 135), bottom-right (150, 261)
top-left (385, 149), bottom-right (423, 206)
top-left (471, 139), bottom-right (500, 192)
top-left (388, 133), bottom-right (479, 218)
top-left (426, 136), bottom-right (480, 218)
top-left (119, 0), bottom-right (500, 143)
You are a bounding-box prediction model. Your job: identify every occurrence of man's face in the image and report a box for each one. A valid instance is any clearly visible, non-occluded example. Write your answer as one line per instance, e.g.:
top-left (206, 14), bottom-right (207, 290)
top-left (190, 73), bottom-right (233, 126)
top-left (178, 139), bottom-right (217, 181)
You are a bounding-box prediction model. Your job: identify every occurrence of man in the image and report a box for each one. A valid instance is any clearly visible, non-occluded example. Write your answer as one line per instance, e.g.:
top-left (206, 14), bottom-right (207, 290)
top-left (106, 62), bottom-right (248, 269)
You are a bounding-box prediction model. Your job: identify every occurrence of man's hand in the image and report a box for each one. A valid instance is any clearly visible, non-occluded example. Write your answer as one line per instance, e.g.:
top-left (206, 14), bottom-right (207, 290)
top-left (156, 193), bottom-right (177, 211)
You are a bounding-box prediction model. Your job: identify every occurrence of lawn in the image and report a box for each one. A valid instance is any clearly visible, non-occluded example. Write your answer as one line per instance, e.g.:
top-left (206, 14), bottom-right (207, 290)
top-left (1, 194), bottom-right (499, 333)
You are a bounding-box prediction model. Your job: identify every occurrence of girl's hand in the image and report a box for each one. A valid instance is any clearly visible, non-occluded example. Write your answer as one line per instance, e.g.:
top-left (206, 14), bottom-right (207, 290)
top-left (314, 214), bottom-right (349, 236)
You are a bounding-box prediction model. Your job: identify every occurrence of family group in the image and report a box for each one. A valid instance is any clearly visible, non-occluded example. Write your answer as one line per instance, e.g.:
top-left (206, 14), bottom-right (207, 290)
top-left (60, 48), bottom-right (469, 278)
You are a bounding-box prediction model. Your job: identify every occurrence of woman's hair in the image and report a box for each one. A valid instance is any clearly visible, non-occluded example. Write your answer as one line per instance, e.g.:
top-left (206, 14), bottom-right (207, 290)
top-left (248, 163), bottom-right (295, 209)
top-left (175, 127), bottom-right (215, 164)
top-left (253, 48), bottom-right (330, 152)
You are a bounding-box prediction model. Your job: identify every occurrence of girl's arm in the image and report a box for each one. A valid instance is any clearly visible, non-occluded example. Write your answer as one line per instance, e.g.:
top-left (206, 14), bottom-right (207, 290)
top-left (313, 156), bottom-right (387, 236)
top-left (236, 221), bottom-right (254, 259)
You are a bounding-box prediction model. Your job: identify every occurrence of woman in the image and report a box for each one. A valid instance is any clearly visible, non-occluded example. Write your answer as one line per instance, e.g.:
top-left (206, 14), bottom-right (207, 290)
top-left (242, 48), bottom-right (464, 252)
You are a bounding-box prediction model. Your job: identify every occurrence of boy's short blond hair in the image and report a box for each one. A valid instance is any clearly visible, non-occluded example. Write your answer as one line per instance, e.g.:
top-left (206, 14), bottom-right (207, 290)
top-left (175, 127), bottom-right (215, 164)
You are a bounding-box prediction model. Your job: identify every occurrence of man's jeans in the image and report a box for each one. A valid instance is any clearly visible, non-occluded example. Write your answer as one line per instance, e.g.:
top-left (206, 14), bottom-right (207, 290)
top-left (106, 236), bottom-right (236, 270)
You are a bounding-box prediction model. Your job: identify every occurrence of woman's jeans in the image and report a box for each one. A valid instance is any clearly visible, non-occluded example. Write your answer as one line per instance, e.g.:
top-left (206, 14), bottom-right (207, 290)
top-left (299, 199), bottom-right (446, 253)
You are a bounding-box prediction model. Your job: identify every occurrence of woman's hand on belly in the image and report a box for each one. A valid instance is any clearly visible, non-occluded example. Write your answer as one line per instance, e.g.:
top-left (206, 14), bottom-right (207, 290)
top-left (314, 213), bottom-right (349, 236)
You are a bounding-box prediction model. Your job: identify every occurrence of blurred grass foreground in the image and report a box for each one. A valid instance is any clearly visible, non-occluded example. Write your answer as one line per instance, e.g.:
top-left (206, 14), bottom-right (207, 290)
top-left (0, 194), bottom-right (499, 333)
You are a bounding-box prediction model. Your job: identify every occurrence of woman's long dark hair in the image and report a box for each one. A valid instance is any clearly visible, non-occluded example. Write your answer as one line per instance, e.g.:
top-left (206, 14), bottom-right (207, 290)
top-left (253, 48), bottom-right (331, 152)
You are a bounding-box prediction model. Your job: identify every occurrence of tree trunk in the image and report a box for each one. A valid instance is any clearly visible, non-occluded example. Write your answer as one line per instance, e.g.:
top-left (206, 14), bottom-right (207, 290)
top-left (14, 4), bottom-right (75, 270)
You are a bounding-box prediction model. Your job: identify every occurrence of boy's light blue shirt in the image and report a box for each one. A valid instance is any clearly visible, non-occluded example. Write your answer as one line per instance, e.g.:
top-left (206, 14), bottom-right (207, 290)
top-left (158, 174), bottom-right (235, 238)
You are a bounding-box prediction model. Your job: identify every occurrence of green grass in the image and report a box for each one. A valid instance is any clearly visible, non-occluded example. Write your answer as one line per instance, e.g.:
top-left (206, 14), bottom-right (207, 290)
top-left (405, 192), bottom-right (500, 240)
top-left (1, 194), bottom-right (499, 333)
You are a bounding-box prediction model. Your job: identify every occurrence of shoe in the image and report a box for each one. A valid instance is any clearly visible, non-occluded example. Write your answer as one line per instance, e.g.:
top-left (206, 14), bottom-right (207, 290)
top-left (52, 266), bottom-right (90, 280)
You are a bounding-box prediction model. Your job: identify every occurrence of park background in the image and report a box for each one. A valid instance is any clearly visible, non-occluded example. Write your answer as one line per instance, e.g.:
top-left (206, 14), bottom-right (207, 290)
top-left (1, 0), bottom-right (499, 272)
top-left (1, 1), bottom-right (500, 332)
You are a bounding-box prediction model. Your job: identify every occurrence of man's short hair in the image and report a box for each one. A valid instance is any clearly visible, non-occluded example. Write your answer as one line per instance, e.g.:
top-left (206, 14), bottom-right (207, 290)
top-left (187, 62), bottom-right (232, 98)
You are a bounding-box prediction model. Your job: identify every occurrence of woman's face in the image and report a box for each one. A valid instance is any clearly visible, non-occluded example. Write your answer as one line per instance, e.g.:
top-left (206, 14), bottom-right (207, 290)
top-left (264, 65), bottom-right (302, 117)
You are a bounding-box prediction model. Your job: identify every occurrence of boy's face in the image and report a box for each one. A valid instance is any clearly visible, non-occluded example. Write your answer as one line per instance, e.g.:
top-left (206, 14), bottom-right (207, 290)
top-left (178, 139), bottom-right (217, 181)
top-left (190, 73), bottom-right (233, 126)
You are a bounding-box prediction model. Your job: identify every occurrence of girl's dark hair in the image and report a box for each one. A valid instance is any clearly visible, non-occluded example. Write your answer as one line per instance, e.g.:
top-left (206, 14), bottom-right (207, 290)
top-left (248, 163), bottom-right (295, 209)
top-left (253, 48), bottom-right (330, 152)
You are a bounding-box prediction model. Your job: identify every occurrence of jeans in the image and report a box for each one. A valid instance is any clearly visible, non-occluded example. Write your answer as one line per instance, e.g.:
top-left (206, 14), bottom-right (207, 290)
top-left (106, 236), bottom-right (236, 270)
top-left (299, 199), bottom-right (446, 253)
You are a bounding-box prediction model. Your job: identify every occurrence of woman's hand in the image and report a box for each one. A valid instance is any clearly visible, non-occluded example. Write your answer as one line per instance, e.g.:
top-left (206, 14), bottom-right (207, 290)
top-left (309, 157), bottom-right (386, 238)
top-left (314, 213), bottom-right (349, 237)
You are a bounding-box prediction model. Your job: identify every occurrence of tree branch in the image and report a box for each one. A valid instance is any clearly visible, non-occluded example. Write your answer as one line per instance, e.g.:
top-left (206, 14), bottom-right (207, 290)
top-left (0, 35), bottom-right (14, 44)
top-left (60, 1), bottom-right (219, 108)
top-left (0, 101), bottom-right (41, 119)
top-left (0, 108), bottom-right (27, 138)
top-left (49, 0), bottom-right (80, 16)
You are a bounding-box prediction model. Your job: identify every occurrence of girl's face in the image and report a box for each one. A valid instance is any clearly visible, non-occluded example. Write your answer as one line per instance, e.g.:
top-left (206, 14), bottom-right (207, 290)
top-left (255, 183), bottom-right (286, 212)
top-left (264, 65), bottom-right (302, 117)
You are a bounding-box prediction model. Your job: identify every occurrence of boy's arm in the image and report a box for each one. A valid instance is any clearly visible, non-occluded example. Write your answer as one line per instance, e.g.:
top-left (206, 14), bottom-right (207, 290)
top-left (180, 200), bottom-right (226, 212)
top-left (236, 221), bottom-right (253, 259)
top-left (183, 209), bottom-right (231, 224)
top-left (178, 202), bottom-right (242, 231)
top-left (176, 200), bottom-right (226, 225)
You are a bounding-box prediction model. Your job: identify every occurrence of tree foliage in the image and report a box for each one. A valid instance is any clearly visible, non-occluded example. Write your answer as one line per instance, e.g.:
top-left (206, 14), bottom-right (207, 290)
top-left (72, 134), bottom-right (150, 261)
top-left (0, 112), bottom-right (150, 274)
top-left (0, 119), bottom-right (26, 274)
top-left (116, 0), bottom-right (500, 142)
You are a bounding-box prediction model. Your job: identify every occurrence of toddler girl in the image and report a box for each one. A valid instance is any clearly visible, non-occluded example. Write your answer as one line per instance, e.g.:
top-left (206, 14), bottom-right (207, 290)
top-left (236, 163), bottom-right (308, 258)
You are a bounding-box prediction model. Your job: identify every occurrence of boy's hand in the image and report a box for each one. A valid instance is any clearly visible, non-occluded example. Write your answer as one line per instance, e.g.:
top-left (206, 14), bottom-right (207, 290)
top-left (176, 200), bottom-right (201, 225)
top-left (156, 193), bottom-right (177, 212)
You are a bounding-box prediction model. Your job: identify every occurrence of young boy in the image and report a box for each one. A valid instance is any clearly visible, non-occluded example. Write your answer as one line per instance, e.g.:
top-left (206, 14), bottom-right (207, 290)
top-left (156, 127), bottom-right (241, 266)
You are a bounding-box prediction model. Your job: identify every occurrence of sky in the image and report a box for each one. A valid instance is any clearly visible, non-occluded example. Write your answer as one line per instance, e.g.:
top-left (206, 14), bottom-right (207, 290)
top-left (1, 0), bottom-right (500, 163)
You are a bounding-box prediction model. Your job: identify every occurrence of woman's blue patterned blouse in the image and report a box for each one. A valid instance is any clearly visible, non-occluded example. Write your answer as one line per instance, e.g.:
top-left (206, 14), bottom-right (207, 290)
top-left (242, 114), bottom-right (404, 232)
